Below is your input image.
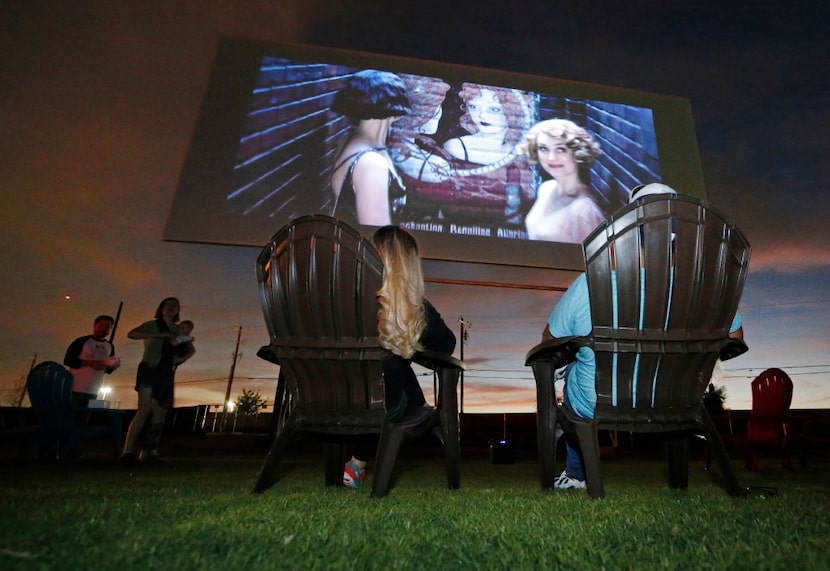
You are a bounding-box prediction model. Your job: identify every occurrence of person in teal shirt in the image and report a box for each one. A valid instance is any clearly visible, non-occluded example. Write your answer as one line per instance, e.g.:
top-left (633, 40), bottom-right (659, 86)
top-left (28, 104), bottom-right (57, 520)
top-left (543, 183), bottom-right (744, 489)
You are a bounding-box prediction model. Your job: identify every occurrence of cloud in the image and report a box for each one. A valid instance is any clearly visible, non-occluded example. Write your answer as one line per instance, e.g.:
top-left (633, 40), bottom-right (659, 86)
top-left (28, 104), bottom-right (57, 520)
top-left (749, 245), bottom-right (830, 273)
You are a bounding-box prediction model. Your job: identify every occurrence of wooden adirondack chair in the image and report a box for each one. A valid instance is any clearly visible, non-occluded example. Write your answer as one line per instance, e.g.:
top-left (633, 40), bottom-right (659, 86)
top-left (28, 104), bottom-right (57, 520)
top-left (253, 214), bottom-right (464, 498)
top-left (26, 361), bottom-right (125, 459)
top-left (720, 368), bottom-right (794, 471)
top-left (526, 194), bottom-right (751, 498)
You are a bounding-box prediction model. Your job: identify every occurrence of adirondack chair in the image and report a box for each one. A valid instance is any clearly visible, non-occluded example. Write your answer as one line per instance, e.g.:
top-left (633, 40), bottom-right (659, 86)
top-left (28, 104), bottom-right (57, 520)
top-left (526, 194), bottom-right (751, 498)
top-left (25, 361), bottom-right (125, 459)
top-left (253, 214), bottom-right (465, 498)
top-left (720, 368), bottom-right (794, 471)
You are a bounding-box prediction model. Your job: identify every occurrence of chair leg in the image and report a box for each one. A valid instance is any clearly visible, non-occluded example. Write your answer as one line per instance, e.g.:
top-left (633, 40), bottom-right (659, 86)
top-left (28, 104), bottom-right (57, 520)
top-left (701, 416), bottom-right (742, 496)
top-left (110, 414), bottom-right (124, 458)
top-left (371, 424), bottom-right (406, 498)
top-left (666, 434), bottom-right (690, 489)
top-left (533, 361), bottom-right (558, 490)
top-left (58, 433), bottom-right (79, 460)
top-left (798, 435), bottom-right (809, 469)
top-left (323, 441), bottom-right (349, 486)
top-left (437, 411), bottom-right (460, 490)
top-left (573, 421), bottom-right (603, 499)
top-left (781, 438), bottom-right (792, 470)
top-left (744, 447), bottom-right (760, 472)
top-left (252, 417), bottom-right (296, 494)
top-left (704, 445), bottom-right (712, 471)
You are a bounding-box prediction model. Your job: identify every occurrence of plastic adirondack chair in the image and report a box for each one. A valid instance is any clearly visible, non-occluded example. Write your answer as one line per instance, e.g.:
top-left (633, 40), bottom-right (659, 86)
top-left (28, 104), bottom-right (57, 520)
top-left (526, 194), bottom-right (751, 499)
top-left (253, 214), bottom-right (465, 498)
top-left (25, 361), bottom-right (125, 459)
top-left (720, 368), bottom-right (794, 471)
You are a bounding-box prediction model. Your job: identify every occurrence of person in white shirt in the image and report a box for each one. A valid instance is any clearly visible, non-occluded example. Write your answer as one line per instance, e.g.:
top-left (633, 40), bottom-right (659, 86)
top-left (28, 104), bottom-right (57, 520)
top-left (63, 315), bottom-right (121, 407)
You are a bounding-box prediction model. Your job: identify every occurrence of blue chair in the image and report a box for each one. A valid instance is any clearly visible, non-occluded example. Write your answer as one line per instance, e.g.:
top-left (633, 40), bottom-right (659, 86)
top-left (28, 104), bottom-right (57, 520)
top-left (26, 361), bottom-right (125, 459)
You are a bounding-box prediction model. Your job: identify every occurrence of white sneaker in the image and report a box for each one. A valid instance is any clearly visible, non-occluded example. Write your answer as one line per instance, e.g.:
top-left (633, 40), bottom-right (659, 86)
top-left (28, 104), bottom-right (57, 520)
top-left (554, 469), bottom-right (586, 490)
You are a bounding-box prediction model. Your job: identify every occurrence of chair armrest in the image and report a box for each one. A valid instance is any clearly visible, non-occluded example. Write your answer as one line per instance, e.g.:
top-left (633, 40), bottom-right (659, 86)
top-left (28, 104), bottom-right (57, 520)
top-left (720, 338), bottom-right (748, 361)
top-left (413, 349), bottom-right (464, 415)
top-left (412, 349), bottom-right (466, 372)
top-left (524, 336), bottom-right (583, 368)
top-left (257, 345), bottom-right (279, 365)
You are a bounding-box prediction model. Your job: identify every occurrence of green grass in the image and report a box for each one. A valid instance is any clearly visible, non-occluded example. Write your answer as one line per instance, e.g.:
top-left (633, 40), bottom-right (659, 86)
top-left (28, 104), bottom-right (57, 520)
top-left (1, 439), bottom-right (828, 570)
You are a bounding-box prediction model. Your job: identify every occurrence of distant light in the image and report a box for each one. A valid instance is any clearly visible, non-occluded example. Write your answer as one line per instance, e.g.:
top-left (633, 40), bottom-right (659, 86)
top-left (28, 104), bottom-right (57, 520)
top-left (64, 295), bottom-right (71, 300)
top-left (100, 386), bottom-right (112, 397)
top-left (227, 401), bottom-right (235, 412)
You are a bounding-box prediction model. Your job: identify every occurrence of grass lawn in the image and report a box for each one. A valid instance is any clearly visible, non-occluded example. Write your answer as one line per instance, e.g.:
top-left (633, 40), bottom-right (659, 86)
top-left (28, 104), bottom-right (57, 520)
top-left (1, 435), bottom-right (828, 570)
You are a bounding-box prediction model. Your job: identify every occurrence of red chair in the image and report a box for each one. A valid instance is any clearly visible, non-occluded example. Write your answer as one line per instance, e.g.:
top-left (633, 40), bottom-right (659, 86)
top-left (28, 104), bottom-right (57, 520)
top-left (722, 368), bottom-right (793, 471)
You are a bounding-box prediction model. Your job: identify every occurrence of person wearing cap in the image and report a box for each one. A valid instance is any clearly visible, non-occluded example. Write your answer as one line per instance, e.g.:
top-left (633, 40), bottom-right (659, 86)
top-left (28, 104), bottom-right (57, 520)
top-left (627, 182), bottom-right (678, 202)
top-left (541, 183), bottom-right (744, 490)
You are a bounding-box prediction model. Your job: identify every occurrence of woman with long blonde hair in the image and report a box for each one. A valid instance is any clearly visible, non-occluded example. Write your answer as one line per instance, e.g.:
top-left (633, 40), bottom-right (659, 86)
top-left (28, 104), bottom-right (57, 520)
top-left (343, 225), bottom-right (456, 488)
top-left (374, 225), bottom-right (426, 360)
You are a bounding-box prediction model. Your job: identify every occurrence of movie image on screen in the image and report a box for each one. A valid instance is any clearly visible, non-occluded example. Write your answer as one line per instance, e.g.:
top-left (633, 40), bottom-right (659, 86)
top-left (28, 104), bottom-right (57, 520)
top-left (166, 39), bottom-right (703, 280)
top-left (229, 58), bottom-right (659, 246)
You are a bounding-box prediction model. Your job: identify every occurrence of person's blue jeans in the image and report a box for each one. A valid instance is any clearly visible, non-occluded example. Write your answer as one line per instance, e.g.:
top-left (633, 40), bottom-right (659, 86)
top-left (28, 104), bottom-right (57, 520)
top-left (562, 367), bottom-right (587, 481)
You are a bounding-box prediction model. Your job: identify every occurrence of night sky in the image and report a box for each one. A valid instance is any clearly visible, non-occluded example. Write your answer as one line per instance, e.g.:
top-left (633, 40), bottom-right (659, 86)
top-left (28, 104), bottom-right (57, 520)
top-left (1, 1), bottom-right (828, 412)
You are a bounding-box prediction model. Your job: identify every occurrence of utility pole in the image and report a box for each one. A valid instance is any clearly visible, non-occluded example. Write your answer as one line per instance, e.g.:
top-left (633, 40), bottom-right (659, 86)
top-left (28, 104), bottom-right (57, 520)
top-left (17, 354), bottom-right (37, 406)
top-left (222, 326), bottom-right (243, 431)
top-left (458, 317), bottom-right (471, 413)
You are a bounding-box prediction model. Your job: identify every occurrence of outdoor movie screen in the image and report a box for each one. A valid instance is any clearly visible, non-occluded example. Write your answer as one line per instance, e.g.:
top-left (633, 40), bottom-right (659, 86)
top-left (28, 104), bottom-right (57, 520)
top-left (166, 38), bottom-right (705, 275)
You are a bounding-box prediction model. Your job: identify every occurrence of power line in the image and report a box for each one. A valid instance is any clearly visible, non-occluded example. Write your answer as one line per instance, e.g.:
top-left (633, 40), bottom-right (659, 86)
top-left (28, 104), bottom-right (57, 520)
top-left (721, 370), bottom-right (830, 379)
top-left (740, 298), bottom-right (830, 309)
top-left (175, 377), bottom-right (277, 385)
top-left (723, 363), bottom-right (830, 373)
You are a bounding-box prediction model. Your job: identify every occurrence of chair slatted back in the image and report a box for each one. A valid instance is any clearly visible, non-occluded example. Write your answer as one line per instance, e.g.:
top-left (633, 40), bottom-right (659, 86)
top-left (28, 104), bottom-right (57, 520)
top-left (26, 361), bottom-right (75, 432)
top-left (256, 214), bottom-right (387, 433)
top-left (583, 195), bottom-right (751, 429)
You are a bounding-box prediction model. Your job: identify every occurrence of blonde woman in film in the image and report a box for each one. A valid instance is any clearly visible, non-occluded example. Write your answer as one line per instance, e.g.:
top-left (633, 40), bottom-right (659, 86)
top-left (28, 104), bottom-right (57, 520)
top-left (518, 119), bottom-right (606, 243)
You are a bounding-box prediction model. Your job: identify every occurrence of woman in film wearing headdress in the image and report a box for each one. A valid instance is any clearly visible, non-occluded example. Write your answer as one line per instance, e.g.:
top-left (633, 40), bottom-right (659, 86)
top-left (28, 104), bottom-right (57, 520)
top-left (517, 118), bottom-right (606, 243)
top-left (443, 83), bottom-right (526, 166)
top-left (329, 70), bottom-right (412, 226)
top-left (430, 82), bottom-right (535, 226)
